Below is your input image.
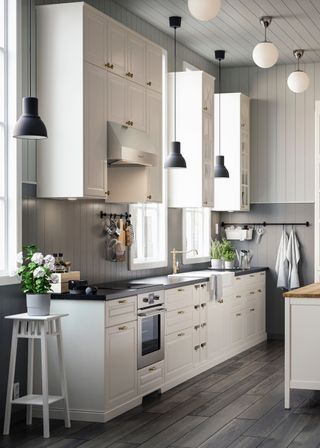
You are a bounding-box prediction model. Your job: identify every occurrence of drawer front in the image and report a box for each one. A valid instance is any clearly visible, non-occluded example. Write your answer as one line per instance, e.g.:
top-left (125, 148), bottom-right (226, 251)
top-left (166, 306), bottom-right (194, 335)
top-left (233, 290), bottom-right (246, 308)
top-left (138, 361), bottom-right (164, 396)
top-left (165, 285), bottom-right (193, 311)
top-left (105, 296), bottom-right (137, 327)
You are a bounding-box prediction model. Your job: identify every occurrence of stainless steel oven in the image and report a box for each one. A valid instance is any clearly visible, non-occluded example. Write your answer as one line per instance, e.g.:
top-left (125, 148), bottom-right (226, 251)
top-left (137, 290), bottom-right (165, 370)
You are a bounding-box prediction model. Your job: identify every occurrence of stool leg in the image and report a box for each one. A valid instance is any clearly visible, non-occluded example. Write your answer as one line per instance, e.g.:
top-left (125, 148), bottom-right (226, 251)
top-left (40, 322), bottom-right (50, 438)
top-left (26, 338), bottom-right (34, 425)
top-left (56, 319), bottom-right (71, 428)
top-left (3, 321), bottom-right (19, 435)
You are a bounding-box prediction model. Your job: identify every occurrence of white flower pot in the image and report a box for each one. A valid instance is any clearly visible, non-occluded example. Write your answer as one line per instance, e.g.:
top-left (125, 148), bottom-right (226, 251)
top-left (26, 294), bottom-right (51, 316)
top-left (224, 260), bottom-right (235, 270)
top-left (211, 259), bottom-right (223, 269)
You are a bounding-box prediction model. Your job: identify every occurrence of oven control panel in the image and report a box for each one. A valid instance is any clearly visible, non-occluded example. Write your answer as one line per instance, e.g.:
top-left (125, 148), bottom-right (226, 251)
top-left (138, 290), bottom-right (164, 309)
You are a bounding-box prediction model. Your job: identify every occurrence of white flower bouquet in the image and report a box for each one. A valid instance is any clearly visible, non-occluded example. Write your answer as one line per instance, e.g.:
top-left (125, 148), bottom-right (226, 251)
top-left (17, 245), bottom-right (59, 294)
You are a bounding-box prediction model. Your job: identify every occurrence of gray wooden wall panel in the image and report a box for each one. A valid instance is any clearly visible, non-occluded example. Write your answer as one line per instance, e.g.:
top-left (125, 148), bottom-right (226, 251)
top-left (221, 63), bottom-right (319, 204)
top-left (22, 198), bottom-right (220, 283)
top-left (221, 203), bottom-right (314, 337)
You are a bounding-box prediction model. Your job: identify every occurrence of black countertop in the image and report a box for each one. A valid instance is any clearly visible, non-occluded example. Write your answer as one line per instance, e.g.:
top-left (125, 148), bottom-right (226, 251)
top-left (51, 267), bottom-right (268, 301)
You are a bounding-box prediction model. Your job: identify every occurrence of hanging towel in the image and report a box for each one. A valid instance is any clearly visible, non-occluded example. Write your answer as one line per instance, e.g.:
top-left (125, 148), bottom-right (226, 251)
top-left (286, 229), bottom-right (300, 290)
top-left (275, 229), bottom-right (289, 290)
top-left (214, 275), bottom-right (223, 302)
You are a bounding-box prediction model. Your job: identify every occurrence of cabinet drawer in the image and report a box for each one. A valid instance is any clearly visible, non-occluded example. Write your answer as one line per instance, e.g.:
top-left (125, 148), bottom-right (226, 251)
top-left (138, 361), bottom-right (164, 396)
top-left (165, 285), bottom-right (193, 311)
top-left (233, 291), bottom-right (246, 308)
top-left (166, 306), bottom-right (194, 335)
top-left (105, 296), bottom-right (137, 327)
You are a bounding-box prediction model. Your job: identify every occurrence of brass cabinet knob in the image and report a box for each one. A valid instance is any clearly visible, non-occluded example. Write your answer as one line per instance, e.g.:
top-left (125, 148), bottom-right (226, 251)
top-left (147, 194), bottom-right (152, 200)
top-left (203, 106), bottom-right (208, 111)
top-left (126, 72), bottom-right (133, 78)
top-left (177, 310), bottom-right (184, 315)
top-left (147, 81), bottom-right (152, 86)
top-left (105, 62), bottom-right (114, 69)
top-left (178, 332), bottom-right (185, 337)
top-left (105, 190), bottom-right (110, 196)
top-left (130, 121), bottom-right (134, 126)
top-left (201, 342), bottom-right (207, 348)
top-left (194, 345), bottom-right (200, 350)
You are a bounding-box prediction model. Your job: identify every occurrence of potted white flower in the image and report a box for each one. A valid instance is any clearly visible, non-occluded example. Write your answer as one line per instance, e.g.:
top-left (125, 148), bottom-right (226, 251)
top-left (17, 245), bottom-right (59, 316)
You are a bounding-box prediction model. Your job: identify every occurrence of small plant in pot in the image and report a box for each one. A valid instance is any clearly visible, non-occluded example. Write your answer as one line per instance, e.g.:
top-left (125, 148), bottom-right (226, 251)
top-left (210, 239), bottom-right (223, 269)
top-left (17, 245), bottom-right (59, 316)
top-left (221, 239), bottom-right (236, 270)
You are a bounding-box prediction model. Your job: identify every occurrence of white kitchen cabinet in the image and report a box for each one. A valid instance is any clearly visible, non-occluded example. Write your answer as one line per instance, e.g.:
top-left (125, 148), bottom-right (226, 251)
top-left (165, 327), bottom-right (194, 384)
top-left (105, 321), bottom-right (138, 410)
top-left (231, 309), bottom-right (245, 344)
top-left (168, 71), bottom-right (215, 208)
top-left (84, 6), bottom-right (106, 68)
top-left (107, 21), bottom-right (127, 77)
top-left (213, 93), bottom-right (250, 211)
top-left (127, 33), bottom-right (146, 87)
top-left (207, 297), bottom-right (230, 360)
top-left (37, 3), bottom-right (107, 199)
top-left (146, 43), bottom-right (163, 93)
top-left (37, 2), bottom-right (164, 202)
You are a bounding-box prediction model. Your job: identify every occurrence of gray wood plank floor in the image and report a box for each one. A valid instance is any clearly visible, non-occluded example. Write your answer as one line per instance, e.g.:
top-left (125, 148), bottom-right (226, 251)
top-left (2, 340), bottom-right (320, 448)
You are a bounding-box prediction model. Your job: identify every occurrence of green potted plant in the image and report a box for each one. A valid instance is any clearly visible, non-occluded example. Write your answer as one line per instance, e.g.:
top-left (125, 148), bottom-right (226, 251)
top-left (210, 239), bottom-right (223, 269)
top-left (221, 238), bottom-right (236, 269)
top-left (17, 245), bottom-right (59, 316)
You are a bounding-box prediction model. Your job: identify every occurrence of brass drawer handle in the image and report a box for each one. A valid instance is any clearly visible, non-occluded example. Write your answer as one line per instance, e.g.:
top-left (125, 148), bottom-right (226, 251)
top-left (148, 366), bottom-right (157, 372)
top-left (250, 308), bottom-right (255, 312)
top-left (177, 310), bottom-right (184, 315)
top-left (258, 289), bottom-right (262, 292)
top-left (147, 81), bottom-right (152, 86)
top-left (236, 277), bottom-right (241, 280)
top-left (194, 284), bottom-right (200, 289)
top-left (201, 284), bottom-right (206, 288)
top-left (250, 291), bottom-right (255, 295)
top-left (177, 288), bottom-right (184, 292)
top-left (178, 332), bottom-right (185, 337)
top-left (194, 305), bottom-right (200, 310)
top-left (118, 299), bottom-right (128, 304)
top-left (118, 326), bottom-right (127, 331)
top-left (201, 303), bottom-right (206, 308)
top-left (236, 313), bottom-right (242, 317)
top-left (194, 325), bottom-right (200, 330)
top-left (201, 342), bottom-right (206, 348)
top-left (130, 121), bottom-right (134, 126)
top-left (126, 72), bottom-right (133, 78)
top-left (250, 274), bottom-right (255, 278)
top-left (201, 323), bottom-right (206, 327)
top-left (105, 190), bottom-right (110, 196)
top-left (125, 121), bottom-right (131, 126)
top-left (236, 295), bottom-right (241, 299)
top-left (194, 345), bottom-right (200, 350)
top-left (105, 62), bottom-right (114, 69)
top-left (219, 299), bottom-right (224, 303)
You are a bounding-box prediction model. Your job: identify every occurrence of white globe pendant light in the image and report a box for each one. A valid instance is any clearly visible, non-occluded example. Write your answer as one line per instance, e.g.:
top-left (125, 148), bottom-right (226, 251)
top-left (252, 16), bottom-right (278, 68)
top-left (287, 49), bottom-right (309, 93)
top-left (188, 0), bottom-right (222, 21)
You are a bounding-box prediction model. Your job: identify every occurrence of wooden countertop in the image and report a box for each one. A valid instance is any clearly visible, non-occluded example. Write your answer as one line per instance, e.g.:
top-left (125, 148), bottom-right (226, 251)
top-left (283, 283), bottom-right (320, 298)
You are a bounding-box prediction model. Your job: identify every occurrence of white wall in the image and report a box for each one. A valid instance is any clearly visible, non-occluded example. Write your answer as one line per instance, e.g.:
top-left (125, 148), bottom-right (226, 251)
top-left (221, 63), bottom-right (319, 204)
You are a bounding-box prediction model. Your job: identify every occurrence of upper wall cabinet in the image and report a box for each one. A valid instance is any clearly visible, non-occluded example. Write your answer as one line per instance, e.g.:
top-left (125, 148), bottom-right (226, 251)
top-left (213, 93), bottom-right (250, 212)
top-left (36, 3), bottom-right (164, 202)
top-left (167, 71), bottom-right (215, 208)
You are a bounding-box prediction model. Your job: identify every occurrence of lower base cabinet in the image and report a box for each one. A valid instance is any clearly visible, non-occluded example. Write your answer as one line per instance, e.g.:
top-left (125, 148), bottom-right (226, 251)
top-left (105, 321), bottom-right (137, 410)
top-left (165, 327), bottom-right (194, 383)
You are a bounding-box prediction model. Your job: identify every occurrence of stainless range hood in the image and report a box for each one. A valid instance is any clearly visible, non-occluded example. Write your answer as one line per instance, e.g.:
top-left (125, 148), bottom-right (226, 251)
top-left (107, 121), bottom-right (158, 167)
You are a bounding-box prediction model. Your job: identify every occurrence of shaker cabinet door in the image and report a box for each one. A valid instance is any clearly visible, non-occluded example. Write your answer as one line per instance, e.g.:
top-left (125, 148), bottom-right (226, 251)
top-left (127, 33), bottom-right (146, 87)
top-left (107, 21), bottom-right (127, 77)
top-left (107, 72), bottom-right (126, 126)
top-left (146, 43), bottom-right (163, 93)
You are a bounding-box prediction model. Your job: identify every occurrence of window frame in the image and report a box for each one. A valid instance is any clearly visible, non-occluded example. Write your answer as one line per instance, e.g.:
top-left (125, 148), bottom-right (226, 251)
top-left (182, 207), bottom-right (211, 265)
top-left (0, 0), bottom-right (21, 285)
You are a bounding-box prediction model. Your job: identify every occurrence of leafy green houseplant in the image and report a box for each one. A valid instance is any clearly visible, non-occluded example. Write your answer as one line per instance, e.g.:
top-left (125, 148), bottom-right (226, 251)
top-left (210, 239), bottom-right (223, 269)
top-left (221, 239), bottom-right (236, 269)
top-left (17, 245), bottom-right (58, 316)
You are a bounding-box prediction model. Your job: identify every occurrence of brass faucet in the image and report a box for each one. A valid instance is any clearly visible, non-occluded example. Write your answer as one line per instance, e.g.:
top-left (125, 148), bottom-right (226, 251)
top-left (170, 248), bottom-right (198, 274)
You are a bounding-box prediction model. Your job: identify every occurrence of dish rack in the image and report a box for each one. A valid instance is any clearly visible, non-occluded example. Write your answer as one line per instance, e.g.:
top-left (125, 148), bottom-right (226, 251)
top-left (224, 226), bottom-right (253, 241)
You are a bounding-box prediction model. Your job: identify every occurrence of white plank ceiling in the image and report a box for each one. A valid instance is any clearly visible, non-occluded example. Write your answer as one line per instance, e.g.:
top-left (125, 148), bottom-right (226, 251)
top-left (114, 0), bottom-right (320, 66)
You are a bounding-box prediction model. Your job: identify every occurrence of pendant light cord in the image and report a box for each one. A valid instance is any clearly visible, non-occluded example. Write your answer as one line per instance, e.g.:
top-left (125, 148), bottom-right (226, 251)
top-left (174, 26), bottom-right (177, 141)
top-left (218, 58), bottom-right (221, 156)
top-left (29, 0), bottom-right (32, 97)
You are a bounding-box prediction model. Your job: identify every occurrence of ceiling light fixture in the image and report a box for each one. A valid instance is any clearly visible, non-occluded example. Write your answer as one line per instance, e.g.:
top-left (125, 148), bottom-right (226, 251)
top-left (214, 50), bottom-right (229, 178)
top-left (13, 0), bottom-right (47, 140)
top-left (252, 16), bottom-right (278, 69)
top-left (164, 16), bottom-right (186, 169)
top-left (188, 0), bottom-right (222, 21)
top-left (287, 49), bottom-right (309, 93)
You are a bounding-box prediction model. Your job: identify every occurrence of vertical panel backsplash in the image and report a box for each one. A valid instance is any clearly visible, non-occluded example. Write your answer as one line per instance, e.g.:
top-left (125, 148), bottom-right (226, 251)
top-left (23, 199), bottom-right (219, 283)
top-left (221, 204), bottom-right (314, 337)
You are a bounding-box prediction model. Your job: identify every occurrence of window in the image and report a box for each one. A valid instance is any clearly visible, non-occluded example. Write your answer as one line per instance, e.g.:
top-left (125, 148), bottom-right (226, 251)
top-left (182, 208), bottom-right (211, 264)
top-left (129, 203), bottom-right (167, 270)
top-left (0, 0), bottom-right (20, 284)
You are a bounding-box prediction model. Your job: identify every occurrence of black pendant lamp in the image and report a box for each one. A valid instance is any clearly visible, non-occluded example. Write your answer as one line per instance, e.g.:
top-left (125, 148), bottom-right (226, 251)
top-left (13, 0), bottom-right (47, 140)
top-left (164, 16), bottom-right (186, 169)
top-left (214, 50), bottom-right (229, 178)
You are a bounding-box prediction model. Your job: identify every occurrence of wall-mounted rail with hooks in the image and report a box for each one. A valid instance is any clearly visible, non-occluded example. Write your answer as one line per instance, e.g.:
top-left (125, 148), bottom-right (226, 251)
top-left (221, 221), bottom-right (310, 228)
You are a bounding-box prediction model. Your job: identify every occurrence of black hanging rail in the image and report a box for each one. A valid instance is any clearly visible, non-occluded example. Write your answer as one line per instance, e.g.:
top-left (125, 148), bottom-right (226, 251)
top-left (221, 221), bottom-right (310, 228)
top-left (100, 211), bottom-right (131, 220)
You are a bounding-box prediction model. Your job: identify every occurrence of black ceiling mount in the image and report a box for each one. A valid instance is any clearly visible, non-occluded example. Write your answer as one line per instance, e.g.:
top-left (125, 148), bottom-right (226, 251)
top-left (169, 16), bottom-right (182, 29)
top-left (215, 50), bottom-right (225, 62)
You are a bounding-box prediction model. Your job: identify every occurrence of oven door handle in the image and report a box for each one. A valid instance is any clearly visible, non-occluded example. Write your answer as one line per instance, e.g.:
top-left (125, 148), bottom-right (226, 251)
top-left (138, 308), bottom-right (166, 317)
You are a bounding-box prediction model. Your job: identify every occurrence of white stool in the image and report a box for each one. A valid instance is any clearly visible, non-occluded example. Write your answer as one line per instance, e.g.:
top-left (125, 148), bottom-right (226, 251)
top-left (3, 313), bottom-right (71, 438)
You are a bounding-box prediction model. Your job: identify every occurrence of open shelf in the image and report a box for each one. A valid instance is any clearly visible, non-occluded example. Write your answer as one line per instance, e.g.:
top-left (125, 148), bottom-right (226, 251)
top-left (11, 394), bottom-right (63, 406)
